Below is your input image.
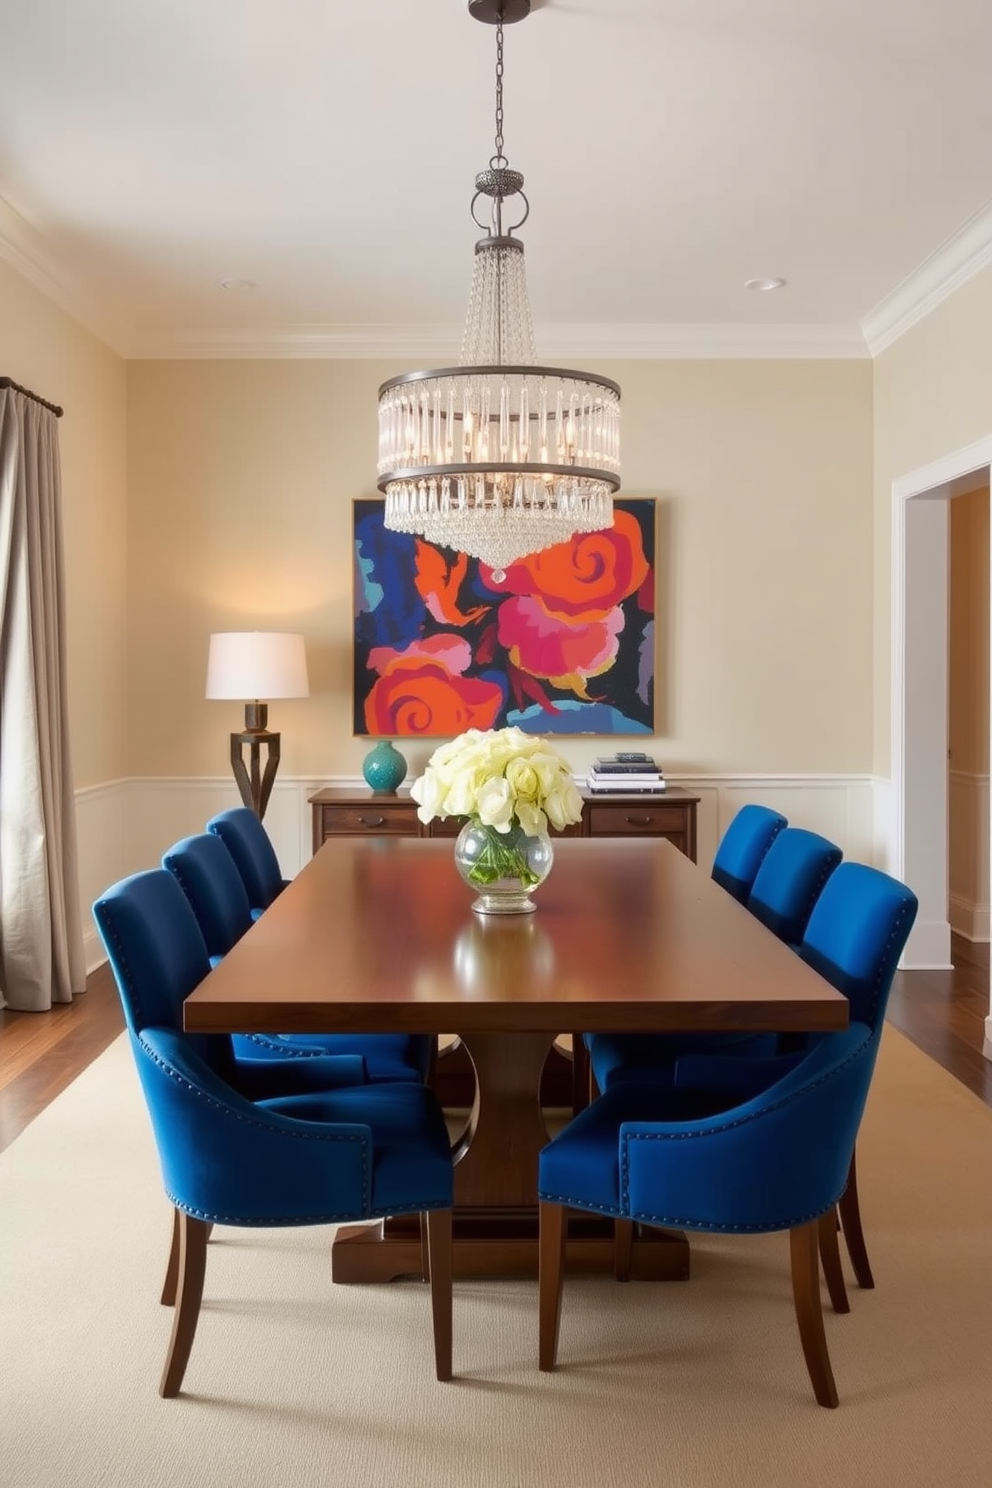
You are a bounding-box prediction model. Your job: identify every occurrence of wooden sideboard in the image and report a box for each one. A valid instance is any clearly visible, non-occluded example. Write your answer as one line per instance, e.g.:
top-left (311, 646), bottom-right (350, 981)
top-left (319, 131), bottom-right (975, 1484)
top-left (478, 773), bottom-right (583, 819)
top-left (309, 784), bottom-right (699, 862)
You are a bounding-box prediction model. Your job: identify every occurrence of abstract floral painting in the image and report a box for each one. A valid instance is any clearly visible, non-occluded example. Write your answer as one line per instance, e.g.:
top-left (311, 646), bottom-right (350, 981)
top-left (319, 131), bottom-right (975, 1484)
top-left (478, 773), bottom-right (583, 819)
top-left (353, 497), bottom-right (656, 737)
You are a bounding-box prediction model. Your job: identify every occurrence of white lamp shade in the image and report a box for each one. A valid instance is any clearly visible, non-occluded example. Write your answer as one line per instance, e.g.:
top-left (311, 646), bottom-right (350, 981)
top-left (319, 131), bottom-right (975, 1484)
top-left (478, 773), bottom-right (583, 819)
top-left (206, 632), bottom-right (310, 701)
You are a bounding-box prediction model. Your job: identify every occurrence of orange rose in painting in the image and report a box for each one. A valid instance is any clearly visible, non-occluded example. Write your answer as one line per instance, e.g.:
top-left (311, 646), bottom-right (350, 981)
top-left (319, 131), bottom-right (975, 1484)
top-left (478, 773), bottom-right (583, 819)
top-left (485, 508), bottom-right (650, 622)
top-left (364, 652), bottom-right (504, 736)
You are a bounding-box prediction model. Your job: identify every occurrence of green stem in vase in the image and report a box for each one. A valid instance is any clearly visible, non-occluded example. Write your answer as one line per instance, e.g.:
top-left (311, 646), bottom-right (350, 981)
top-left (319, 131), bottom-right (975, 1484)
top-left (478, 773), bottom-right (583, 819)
top-left (466, 821), bottom-right (541, 889)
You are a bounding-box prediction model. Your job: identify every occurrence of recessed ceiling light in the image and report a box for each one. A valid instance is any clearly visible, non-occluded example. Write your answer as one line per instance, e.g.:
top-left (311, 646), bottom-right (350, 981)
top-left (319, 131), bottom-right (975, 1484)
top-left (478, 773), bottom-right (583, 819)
top-left (745, 276), bottom-right (786, 292)
top-left (219, 278), bottom-right (258, 292)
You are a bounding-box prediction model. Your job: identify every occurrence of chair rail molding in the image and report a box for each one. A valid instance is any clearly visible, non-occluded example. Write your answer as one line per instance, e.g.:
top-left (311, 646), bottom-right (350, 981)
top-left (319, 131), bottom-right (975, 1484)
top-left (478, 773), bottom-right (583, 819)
top-left (76, 773), bottom-right (877, 971)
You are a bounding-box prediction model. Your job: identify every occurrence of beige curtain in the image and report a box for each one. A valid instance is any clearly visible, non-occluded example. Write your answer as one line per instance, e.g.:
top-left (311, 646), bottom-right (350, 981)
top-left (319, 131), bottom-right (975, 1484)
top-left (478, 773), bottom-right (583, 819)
top-left (0, 382), bottom-right (86, 1010)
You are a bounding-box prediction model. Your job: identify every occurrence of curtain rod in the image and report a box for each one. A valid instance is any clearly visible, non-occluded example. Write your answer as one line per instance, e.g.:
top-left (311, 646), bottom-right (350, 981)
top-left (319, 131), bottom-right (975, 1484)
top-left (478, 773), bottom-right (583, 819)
top-left (0, 377), bottom-right (64, 418)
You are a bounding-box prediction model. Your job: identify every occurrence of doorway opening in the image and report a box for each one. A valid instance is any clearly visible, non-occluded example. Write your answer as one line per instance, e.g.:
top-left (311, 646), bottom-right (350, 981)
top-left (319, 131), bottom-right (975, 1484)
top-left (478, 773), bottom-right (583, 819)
top-left (891, 435), bottom-right (992, 1005)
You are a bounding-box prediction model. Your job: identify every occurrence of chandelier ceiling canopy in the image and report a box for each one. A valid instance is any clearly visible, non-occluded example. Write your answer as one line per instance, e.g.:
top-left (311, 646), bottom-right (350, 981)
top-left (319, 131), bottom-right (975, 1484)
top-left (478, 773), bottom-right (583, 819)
top-left (376, 0), bottom-right (621, 580)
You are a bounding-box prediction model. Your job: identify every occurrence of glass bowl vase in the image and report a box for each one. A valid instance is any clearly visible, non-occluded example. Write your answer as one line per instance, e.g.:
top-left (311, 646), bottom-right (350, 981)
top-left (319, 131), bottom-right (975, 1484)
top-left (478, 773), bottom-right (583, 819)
top-left (453, 818), bottom-right (554, 916)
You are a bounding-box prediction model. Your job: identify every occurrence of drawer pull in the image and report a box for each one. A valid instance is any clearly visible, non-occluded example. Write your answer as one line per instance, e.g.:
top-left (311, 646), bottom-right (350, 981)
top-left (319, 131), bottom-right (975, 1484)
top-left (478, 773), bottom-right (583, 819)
top-left (359, 815), bottom-right (387, 828)
top-left (625, 814), bottom-right (653, 827)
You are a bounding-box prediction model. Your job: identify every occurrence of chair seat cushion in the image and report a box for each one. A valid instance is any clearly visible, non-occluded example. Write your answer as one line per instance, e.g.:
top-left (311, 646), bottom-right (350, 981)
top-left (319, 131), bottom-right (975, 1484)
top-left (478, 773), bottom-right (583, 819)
top-left (233, 1032), bottom-right (433, 1084)
top-left (260, 1081), bottom-right (453, 1215)
top-left (585, 1030), bottom-right (779, 1092)
top-left (539, 1083), bottom-right (728, 1216)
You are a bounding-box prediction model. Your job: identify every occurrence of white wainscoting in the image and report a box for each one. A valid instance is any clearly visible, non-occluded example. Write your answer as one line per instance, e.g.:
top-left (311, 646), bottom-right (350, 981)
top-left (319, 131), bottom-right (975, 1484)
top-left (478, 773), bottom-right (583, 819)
top-left (76, 776), bottom-right (330, 972)
top-left (949, 769), bottom-right (990, 943)
top-left (77, 773), bottom-right (879, 972)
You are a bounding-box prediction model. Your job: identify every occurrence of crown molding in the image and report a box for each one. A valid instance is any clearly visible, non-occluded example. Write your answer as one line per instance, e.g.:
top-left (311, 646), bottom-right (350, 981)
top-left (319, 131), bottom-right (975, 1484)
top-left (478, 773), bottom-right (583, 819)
top-left (128, 319), bottom-right (869, 361)
top-left (861, 198), bottom-right (992, 357)
top-left (0, 193), bottom-right (130, 357)
top-left (9, 169), bottom-right (988, 365)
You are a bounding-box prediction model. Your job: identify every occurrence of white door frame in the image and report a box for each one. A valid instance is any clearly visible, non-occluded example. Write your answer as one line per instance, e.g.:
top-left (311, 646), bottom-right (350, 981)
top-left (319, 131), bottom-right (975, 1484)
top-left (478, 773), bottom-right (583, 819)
top-left (890, 434), bottom-right (992, 988)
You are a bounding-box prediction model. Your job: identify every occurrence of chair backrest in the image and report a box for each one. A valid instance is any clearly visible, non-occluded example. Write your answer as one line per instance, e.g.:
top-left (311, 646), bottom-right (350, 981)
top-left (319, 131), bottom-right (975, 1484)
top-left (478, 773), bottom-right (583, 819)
top-left (93, 868), bottom-right (234, 1077)
top-left (711, 804), bottom-right (787, 904)
top-left (799, 862), bottom-right (919, 1029)
top-left (162, 832), bottom-right (253, 960)
top-left (206, 807), bottom-right (285, 913)
top-left (747, 827), bottom-right (842, 945)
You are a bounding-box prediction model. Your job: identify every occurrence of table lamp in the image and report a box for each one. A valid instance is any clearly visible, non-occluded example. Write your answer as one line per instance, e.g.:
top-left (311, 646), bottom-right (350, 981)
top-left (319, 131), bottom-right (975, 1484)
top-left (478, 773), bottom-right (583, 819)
top-left (206, 631), bottom-right (309, 820)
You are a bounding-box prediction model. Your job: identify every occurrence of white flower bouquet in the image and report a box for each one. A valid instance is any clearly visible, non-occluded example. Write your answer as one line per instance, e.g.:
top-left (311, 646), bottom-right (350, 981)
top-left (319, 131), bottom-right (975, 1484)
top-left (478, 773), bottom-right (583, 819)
top-left (411, 726), bottom-right (584, 890)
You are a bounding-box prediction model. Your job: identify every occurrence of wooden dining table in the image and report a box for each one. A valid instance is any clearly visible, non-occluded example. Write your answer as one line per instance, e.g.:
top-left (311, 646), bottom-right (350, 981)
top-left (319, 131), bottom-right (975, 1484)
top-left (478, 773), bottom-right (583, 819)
top-left (183, 834), bottom-right (848, 1283)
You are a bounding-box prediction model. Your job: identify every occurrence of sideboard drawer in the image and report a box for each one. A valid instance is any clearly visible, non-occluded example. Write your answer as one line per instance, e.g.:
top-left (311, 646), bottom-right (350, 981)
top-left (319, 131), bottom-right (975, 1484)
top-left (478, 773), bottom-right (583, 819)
top-left (427, 816), bottom-right (583, 840)
top-left (587, 801), bottom-right (688, 838)
top-left (316, 804), bottom-right (419, 838)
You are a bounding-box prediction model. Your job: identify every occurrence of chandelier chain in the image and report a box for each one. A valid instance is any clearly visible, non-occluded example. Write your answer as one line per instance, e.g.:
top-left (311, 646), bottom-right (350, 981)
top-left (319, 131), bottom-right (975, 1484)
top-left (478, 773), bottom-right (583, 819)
top-left (492, 20), bottom-right (507, 169)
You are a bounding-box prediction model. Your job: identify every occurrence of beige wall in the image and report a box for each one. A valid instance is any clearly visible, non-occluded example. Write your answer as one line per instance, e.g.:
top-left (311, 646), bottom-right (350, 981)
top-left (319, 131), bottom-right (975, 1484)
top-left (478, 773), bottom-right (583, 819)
top-left (872, 261), bottom-right (992, 772)
top-left (0, 259), bottom-right (128, 786)
top-left (126, 356), bottom-right (873, 783)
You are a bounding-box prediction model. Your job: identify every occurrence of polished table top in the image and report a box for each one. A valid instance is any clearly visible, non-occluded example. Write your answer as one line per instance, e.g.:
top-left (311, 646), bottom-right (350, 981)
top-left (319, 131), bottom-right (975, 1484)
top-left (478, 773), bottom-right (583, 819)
top-left (183, 836), bottom-right (848, 1037)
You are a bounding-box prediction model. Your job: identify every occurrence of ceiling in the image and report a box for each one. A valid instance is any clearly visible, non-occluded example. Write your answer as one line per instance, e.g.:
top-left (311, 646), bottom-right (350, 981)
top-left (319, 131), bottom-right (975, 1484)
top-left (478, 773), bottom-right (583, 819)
top-left (2, 0), bottom-right (992, 359)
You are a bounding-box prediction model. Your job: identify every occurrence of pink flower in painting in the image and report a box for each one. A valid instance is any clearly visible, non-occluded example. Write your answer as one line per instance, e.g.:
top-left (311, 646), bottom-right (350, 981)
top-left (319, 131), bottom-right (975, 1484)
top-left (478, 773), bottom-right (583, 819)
top-left (478, 509), bottom-right (650, 693)
top-left (497, 598), bottom-right (625, 695)
top-left (367, 633), bottom-right (474, 678)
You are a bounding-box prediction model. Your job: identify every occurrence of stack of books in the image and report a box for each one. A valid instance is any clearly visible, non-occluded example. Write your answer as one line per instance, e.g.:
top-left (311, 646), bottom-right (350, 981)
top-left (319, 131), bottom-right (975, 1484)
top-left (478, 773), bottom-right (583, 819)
top-left (586, 752), bottom-right (666, 793)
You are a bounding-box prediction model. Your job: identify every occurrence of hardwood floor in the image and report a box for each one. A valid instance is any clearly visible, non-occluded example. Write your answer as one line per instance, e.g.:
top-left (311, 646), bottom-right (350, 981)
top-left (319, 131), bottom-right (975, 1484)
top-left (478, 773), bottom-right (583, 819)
top-left (887, 933), bottom-right (991, 1105)
top-left (0, 963), bottom-right (123, 1153)
top-left (0, 936), bottom-right (989, 1154)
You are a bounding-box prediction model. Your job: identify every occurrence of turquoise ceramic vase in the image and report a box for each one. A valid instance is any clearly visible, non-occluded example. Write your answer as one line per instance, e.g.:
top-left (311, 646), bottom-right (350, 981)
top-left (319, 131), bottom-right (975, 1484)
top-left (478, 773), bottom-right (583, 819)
top-left (362, 739), bottom-right (408, 795)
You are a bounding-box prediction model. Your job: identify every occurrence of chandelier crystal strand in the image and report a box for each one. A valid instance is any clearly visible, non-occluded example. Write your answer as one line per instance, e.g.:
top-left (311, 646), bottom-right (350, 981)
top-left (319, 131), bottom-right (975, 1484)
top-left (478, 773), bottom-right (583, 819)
top-left (377, 0), bottom-right (620, 574)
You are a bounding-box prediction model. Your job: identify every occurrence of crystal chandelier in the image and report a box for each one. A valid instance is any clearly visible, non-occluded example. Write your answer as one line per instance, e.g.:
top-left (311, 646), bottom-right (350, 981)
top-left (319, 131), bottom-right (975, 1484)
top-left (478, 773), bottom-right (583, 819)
top-left (376, 0), bottom-right (621, 580)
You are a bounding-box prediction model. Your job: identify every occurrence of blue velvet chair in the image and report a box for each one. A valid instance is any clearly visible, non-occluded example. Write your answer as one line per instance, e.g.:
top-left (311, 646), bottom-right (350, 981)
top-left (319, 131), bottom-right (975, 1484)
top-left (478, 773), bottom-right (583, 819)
top-left (746, 826), bottom-right (842, 946)
top-left (710, 803), bottom-right (788, 904)
top-left (163, 832), bottom-right (434, 1084)
top-left (99, 864), bottom-right (368, 1099)
top-left (676, 862), bottom-right (919, 1302)
top-left (539, 864), bottom-right (918, 1407)
top-left (206, 806), bottom-right (288, 919)
top-left (584, 817), bottom-right (836, 1096)
top-left (163, 831), bottom-right (253, 967)
top-left (581, 803), bottom-right (789, 1097)
top-left (93, 869), bottom-right (454, 1395)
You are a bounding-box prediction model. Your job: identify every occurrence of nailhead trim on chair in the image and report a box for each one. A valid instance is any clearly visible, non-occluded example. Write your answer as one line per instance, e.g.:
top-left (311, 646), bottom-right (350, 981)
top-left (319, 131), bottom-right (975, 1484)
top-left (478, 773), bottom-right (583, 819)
top-left (100, 916), bottom-right (151, 1032)
top-left (143, 1039), bottom-right (450, 1223)
top-left (617, 1037), bottom-right (869, 1230)
top-left (538, 1034), bottom-right (869, 1230)
top-left (141, 1038), bottom-right (373, 1217)
top-left (237, 1033), bottom-right (327, 1059)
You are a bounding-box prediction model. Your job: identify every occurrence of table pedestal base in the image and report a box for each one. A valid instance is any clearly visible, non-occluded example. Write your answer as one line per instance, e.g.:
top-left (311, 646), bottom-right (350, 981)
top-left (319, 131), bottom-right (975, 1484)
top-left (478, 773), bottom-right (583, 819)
top-left (331, 1211), bottom-right (690, 1284)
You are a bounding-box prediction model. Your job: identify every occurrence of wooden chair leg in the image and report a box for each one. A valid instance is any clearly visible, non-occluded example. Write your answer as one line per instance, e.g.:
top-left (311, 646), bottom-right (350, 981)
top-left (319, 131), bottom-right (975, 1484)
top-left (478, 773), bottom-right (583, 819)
top-left (160, 1208), bottom-right (181, 1306)
top-left (159, 1211), bottom-right (209, 1398)
top-left (789, 1221), bottom-right (839, 1409)
top-left (838, 1145), bottom-right (875, 1289)
top-left (614, 1218), bottom-right (634, 1282)
top-left (162, 1213), bottom-right (213, 1308)
top-left (539, 1201), bottom-right (567, 1372)
top-left (426, 1208), bottom-right (453, 1382)
top-left (817, 1209), bottom-right (850, 1315)
top-left (420, 1211), bottom-right (431, 1283)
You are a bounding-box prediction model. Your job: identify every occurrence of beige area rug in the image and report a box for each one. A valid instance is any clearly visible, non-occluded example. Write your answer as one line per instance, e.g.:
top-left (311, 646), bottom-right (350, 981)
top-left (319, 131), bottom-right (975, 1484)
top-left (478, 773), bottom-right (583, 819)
top-left (1, 1028), bottom-right (991, 1488)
